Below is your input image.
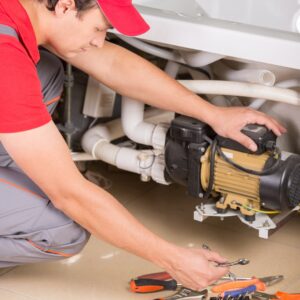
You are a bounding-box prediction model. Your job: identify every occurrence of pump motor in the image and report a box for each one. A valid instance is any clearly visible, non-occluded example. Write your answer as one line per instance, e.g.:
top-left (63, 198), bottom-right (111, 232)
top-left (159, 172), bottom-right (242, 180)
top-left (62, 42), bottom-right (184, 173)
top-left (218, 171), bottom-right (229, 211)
top-left (165, 116), bottom-right (300, 220)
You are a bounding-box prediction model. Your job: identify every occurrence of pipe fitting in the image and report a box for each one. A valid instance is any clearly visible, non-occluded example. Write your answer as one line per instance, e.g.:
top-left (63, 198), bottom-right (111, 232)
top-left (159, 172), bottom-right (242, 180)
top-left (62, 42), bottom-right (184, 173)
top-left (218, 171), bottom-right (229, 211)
top-left (152, 123), bottom-right (170, 150)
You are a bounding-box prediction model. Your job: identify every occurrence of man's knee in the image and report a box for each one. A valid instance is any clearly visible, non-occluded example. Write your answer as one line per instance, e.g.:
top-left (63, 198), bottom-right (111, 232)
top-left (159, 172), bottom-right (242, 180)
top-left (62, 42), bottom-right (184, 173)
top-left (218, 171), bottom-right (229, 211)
top-left (0, 220), bottom-right (90, 268)
top-left (42, 221), bottom-right (91, 257)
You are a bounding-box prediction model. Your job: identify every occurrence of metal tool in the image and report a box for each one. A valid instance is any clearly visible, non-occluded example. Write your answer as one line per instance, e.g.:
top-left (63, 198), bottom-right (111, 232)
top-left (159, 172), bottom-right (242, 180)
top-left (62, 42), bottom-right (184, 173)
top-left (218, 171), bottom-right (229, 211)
top-left (211, 275), bottom-right (284, 293)
top-left (216, 259), bottom-right (250, 268)
top-left (153, 287), bottom-right (208, 300)
top-left (202, 244), bottom-right (239, 280)
top-left (137, 271), bottom-right (255, 283)
top-left (202, 244), bottom-right (249, 267)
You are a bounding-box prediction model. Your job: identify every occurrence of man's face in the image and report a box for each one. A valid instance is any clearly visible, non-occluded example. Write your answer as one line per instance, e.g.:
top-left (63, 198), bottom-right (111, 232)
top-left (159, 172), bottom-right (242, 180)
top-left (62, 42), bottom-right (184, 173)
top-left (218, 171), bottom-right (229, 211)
top-left (48, 2), bottom-right (111, 58)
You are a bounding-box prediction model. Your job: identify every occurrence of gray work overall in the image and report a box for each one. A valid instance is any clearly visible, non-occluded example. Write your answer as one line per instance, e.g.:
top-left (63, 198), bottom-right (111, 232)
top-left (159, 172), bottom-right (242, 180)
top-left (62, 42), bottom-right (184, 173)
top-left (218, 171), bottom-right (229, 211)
top-left (0, 25), bottom-right (90, 267)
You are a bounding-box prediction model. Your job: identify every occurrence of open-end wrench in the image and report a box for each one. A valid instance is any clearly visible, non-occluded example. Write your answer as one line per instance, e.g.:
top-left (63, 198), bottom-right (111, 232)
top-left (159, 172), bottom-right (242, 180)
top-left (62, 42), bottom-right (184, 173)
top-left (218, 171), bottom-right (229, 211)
top-left (216, 259), bottom-right (250, 268)
top-left (202, 244), bottom-right (250, 268)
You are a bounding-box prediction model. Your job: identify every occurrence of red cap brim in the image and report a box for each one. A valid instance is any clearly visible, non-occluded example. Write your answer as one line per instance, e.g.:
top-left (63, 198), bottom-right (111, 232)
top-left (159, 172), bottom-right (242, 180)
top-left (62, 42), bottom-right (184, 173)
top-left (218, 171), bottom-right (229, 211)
top-left (97, 1), bottom-right (150, 36)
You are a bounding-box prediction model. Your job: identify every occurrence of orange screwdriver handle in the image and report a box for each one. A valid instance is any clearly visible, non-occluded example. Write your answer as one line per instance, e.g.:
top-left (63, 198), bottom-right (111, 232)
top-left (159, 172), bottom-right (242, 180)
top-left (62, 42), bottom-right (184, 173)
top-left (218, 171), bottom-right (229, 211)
top-left (130, 280), bottom-right (164, 293)
top-left (276, 291), bottom-right (300, 300)
top-left (138, 272), bottom-right (172, 280)
top-left (211, 279), bottom-right (266, 293)
top-left (130, 279), bottom-right (178, 293)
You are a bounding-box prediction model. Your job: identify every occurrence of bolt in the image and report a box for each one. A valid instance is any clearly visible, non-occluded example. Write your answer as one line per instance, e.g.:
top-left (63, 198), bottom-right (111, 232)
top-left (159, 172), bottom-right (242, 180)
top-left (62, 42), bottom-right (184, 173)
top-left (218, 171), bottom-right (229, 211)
top-left (140, 174), bottom-right (151, 182)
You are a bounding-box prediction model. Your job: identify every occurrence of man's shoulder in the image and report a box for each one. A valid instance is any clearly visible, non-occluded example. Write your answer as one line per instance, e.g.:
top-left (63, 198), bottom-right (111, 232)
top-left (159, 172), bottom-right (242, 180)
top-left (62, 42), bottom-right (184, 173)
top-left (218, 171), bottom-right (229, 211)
top-left (0, 35), bottom-right (32, 61)
top-left (0, 35), bottom-right (38, 84)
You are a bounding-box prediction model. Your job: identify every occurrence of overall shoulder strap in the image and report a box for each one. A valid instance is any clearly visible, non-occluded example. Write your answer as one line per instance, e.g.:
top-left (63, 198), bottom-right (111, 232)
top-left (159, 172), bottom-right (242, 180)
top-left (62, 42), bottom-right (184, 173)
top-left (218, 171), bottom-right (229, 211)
top-left (0, 24), bottom-right (19, 40)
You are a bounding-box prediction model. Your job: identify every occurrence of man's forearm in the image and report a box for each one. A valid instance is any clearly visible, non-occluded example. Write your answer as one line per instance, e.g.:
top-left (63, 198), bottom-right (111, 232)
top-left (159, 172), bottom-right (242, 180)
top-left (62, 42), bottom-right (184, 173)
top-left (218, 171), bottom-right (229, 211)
top-left (66, 41), bottom-right (217, 124)
top-left (59, 177), bottom-right (175, 268)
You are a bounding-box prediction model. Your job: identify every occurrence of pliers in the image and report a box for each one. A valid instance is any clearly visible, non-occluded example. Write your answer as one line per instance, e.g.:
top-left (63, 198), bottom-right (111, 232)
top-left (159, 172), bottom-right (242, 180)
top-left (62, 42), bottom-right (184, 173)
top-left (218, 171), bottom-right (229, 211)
top-left (253, 291), bottom-right (300, 300)
top-left (153, 287), bottom-right (208, 300)
top-left (211, 275), bottom-right (284, 293)
top-left (212, 275), bottom-right (284, 298)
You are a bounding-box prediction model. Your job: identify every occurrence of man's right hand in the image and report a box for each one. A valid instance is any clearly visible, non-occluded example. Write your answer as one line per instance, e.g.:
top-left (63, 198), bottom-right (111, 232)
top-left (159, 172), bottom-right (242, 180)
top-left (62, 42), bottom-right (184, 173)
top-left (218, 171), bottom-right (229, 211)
top-left (161, 246), bottom-right (230, 291)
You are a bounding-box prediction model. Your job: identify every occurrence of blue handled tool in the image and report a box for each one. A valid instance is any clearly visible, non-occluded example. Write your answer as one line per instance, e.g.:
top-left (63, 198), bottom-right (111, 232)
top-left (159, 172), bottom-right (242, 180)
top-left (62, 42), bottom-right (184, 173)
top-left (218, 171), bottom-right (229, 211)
top-left (222, 284), bottom-right (257, 298)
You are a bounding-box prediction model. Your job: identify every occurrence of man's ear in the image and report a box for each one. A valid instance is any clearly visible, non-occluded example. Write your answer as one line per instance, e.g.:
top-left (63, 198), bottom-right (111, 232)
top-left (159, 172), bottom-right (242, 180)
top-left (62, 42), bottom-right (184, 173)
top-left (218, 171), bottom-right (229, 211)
top-left (54, 0), bottom-right (76, 17)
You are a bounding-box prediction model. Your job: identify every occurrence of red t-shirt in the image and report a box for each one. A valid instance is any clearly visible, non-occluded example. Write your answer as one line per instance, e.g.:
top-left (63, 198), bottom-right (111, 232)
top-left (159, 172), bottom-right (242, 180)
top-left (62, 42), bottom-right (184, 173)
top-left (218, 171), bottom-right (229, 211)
top-left (0, 0), bottom-right (51, 133)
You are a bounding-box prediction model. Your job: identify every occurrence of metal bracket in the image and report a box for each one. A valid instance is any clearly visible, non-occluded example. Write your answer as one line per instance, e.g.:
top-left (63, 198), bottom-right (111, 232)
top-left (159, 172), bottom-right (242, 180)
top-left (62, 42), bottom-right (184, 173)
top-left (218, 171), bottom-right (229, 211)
top-left (194, 203), bottom-right (300, 239)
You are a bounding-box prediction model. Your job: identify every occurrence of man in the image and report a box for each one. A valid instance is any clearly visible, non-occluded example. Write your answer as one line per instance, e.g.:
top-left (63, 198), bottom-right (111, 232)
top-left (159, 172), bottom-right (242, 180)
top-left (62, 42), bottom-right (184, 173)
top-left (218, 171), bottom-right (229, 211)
top-left (0, 0), bottom-right (285, 291)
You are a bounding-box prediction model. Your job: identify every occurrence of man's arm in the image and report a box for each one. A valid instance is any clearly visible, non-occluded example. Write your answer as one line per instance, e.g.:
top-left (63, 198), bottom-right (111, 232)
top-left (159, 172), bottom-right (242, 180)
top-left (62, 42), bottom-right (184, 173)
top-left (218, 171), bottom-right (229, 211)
top-left (0, 121), bottom-right (229, 290)
top-left (64, 41), bottom-right (286, 151)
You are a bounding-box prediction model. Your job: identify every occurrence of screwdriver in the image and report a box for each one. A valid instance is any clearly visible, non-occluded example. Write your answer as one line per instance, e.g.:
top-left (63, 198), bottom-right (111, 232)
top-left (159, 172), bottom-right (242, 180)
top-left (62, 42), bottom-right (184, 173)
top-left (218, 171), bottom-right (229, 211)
top-left (130, 278), bottom-right (181, 293)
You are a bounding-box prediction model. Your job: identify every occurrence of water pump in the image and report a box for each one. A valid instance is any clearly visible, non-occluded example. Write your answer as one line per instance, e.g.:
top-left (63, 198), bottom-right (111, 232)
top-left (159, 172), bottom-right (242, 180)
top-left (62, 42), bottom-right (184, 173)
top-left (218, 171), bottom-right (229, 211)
top-left (165, 116), bottom-right (300, 222)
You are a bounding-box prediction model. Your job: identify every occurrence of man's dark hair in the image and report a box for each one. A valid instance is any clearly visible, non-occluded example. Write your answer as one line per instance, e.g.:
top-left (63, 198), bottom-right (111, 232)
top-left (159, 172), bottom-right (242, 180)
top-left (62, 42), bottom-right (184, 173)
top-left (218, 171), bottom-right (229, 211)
top-left (39, 0), bottom-right (97, 12)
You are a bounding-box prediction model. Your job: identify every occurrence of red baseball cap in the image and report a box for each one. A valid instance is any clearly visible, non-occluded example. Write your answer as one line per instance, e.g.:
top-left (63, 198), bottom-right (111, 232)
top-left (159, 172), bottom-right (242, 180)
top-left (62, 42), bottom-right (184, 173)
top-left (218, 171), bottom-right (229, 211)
top-left (96, 0), bottom-right (150, 36)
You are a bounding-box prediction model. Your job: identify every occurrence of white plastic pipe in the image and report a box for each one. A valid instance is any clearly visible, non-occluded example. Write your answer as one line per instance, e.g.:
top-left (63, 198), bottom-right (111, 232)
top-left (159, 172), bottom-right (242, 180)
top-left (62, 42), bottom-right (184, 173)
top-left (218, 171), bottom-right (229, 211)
top-left (121, 97), bottom-right (155, 146)
top-left (118, 35), bottom-right (185, 63)
top-left (248, 99), bottom-right (267, 110)
top-left (84, 137), bottom-right (156, 178)
top-left (179, 51), bottom-right (225, 68)
top-left (118, 35), bottom-right (224, 67)
top-left (164, 61), bottom-right (181, 78)
top-left (81, 129), bottom-right (169, 184)
top-left (81, 110), bottom-right (172, 184)
top-left (276, 79), bottom-right (300, 89)
top-left (213, 62), bottom-right (276, 86)
top-left (178, 80), bottom-right (300, 105)
top-left (121, 97), bottom-right (171, 150)
top-left (249, 79), bottom-right (300, 110)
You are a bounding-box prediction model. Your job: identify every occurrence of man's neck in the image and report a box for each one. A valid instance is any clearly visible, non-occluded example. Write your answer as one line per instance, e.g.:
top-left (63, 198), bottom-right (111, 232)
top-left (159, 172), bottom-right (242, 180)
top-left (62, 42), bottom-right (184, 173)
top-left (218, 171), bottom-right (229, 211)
top-left (19, 0), bottom-right (47, 45)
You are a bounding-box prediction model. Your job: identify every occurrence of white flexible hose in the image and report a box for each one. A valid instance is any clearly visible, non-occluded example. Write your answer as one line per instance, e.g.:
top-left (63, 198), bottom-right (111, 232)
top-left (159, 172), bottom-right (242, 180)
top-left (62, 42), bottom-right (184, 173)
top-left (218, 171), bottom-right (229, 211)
top-left (118, 35), bottom-right (185, 63)
top-left (118, 35), bottom-right (224, 67)
top-left (213, 62), bottom-right (276, 86)
top-left (178, 80), bottom-right (300, 105)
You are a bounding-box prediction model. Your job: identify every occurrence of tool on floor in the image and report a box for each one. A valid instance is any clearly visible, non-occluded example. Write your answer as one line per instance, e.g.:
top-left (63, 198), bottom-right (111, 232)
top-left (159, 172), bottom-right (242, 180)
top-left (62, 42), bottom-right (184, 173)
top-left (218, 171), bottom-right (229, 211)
top-left (253, 291), bottom-right (300, 300)
top-left (211, 275), bottom-right (284, 293)
top-left (137, 271), bottom-right (172, 281)
top-left (203, 244), bottom-right (249, 268)
top-left (130, 278), bottom-right (181, 293)
top-left (216, 259), bottom-right (250, 268)
top-left (135, 271), bottom-right (252, 287)
top-left (221, 285), bottom-right (257, 298)
top-left (153, 287), bottom-right (208, 300)
top-left (202, 244), bottom-right (241, 280)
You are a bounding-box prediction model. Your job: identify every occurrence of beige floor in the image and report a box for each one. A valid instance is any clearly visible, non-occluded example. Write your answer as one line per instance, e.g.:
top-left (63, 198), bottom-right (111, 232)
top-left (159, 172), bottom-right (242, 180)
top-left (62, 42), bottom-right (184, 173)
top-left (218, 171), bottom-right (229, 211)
top-left (0, 163), bottom-right (300, 299)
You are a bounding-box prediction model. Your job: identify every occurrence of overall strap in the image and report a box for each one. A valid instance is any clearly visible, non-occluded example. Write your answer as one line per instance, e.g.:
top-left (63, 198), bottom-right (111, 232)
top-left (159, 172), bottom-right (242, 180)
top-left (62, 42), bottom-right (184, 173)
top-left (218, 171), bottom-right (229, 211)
top-left (0, 24), bottom-right (19, 40)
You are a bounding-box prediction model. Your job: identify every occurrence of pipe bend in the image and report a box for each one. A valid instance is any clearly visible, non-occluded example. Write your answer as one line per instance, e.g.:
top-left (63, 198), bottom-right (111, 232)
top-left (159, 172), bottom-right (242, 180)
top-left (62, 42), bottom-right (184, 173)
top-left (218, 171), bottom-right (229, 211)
top-left (121, 96), bottom-right (156, 146)
top-left (180, 51), bottom-right (225, 68)
top-left (81, 125), bottom-right (108, 155)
